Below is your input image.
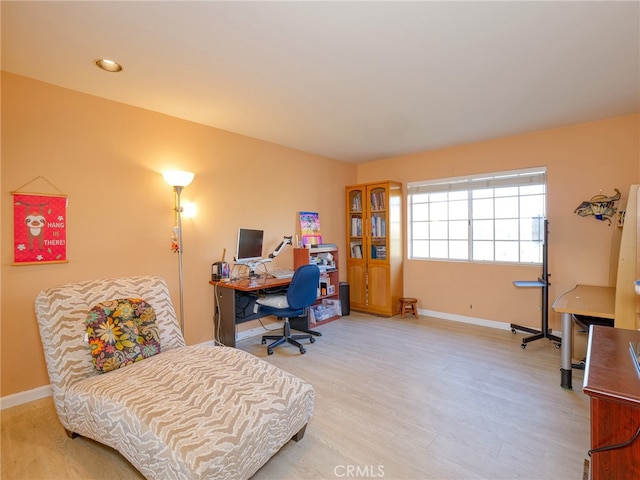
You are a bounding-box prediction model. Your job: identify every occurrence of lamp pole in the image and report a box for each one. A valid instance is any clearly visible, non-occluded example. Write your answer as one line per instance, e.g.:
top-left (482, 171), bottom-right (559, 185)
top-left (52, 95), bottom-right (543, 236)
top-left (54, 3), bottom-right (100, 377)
top-left (174, 185), bottom-right (185, 334)
top-left (163, 170), bottom-right (194, 336)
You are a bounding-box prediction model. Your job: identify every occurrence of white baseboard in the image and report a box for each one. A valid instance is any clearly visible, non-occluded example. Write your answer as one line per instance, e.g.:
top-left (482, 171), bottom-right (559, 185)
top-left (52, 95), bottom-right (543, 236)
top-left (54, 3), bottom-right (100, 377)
top-left (1, 384), bottom-right (52, 410)
top-left (419, 308), bottom-right (562, 338)
top-left (237, 325), bottom-right (274, 342)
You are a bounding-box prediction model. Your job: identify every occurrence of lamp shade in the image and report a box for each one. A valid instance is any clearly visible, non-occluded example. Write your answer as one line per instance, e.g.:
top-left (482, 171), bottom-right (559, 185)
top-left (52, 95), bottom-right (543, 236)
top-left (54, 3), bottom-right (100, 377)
top-left (163, 170), bottom-right (195, 188)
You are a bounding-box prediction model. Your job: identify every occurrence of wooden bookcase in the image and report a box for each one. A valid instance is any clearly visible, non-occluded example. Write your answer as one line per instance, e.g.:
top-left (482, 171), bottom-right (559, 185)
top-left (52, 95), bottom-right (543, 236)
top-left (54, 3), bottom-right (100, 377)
top-left (346, 181), bottom-right (403, 316)
top-left (293, 246), bottom-right (341, 326)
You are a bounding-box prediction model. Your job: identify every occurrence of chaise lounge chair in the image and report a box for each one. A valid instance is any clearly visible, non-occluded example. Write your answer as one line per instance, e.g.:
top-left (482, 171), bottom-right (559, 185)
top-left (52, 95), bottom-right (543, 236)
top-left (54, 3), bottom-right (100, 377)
top-left (34, 275), bottom-right (314, 479)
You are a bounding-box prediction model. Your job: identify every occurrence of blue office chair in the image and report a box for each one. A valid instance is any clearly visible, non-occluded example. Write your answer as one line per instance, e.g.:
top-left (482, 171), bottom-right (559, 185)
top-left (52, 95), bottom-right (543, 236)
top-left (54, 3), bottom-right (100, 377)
top-left (259, 264), bottom-right (320, 355)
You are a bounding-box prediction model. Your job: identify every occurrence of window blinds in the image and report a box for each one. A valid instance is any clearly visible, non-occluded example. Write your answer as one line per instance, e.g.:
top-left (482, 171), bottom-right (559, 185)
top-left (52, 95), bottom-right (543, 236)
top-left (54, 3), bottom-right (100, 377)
top-left (407, 167), bottom-right (546, 195)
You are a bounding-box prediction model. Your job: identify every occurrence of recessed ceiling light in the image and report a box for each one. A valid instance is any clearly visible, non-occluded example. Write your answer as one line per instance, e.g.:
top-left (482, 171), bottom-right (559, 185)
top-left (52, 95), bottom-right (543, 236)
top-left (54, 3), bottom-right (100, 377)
top-left (95, 58), bottom-right (123, 73)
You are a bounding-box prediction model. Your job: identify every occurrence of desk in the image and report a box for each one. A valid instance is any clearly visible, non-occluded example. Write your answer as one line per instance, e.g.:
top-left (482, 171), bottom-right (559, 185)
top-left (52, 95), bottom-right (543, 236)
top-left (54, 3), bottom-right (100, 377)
top-left (211, 276), bottom-right (323, 347)
top-left (214, 276), bottom-right (292, 292)
top-left (552, 285), bottom-right (615, 389)
top-left (583, 325), bottom-right (640, 479)
top-left (210, 277), bottom-right (293, 347)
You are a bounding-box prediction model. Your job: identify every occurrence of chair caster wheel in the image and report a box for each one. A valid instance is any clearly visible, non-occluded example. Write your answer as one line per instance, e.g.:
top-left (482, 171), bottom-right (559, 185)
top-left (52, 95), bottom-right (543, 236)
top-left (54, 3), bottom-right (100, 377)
top-left (261, 339), bottom-right (266, 344)
top-left (299, 347), bottom-right (306, 354)
top-left (521, 344), bottom-right (526, 349)
top-left (511, 328), bottom-right (516, 334)
top-left (309, 337), bottom-right (316, 343)
top-left (555, 342), bottom-right (561, 349)
top-left (267, 348), bottom-right (274, 355)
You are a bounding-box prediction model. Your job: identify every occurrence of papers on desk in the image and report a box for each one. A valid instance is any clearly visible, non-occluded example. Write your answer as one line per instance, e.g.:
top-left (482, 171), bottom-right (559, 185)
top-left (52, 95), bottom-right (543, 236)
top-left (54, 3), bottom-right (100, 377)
top-left (270, 269), bottom-right (294, 279)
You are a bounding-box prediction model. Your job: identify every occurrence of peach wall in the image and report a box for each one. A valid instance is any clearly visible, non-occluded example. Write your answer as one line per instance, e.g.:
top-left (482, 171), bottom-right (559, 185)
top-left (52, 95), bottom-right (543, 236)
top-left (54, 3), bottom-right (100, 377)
top-left (3, 71), bottom-right (638, 399)
top-left (1, 73), bottom-right (356, 397)
top-left (357, 114), bottom-right (639, 329)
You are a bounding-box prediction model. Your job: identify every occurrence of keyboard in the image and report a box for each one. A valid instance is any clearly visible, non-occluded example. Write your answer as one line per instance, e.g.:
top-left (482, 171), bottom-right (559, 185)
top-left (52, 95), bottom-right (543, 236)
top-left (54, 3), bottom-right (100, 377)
top-left (270, 269), bottom-right (295, 279)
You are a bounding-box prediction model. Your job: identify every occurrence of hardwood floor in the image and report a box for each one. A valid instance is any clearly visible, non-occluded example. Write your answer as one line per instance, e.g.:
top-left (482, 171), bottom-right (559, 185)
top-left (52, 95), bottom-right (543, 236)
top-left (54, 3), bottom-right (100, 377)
top-left (1, 313), bottom-right (590, 479)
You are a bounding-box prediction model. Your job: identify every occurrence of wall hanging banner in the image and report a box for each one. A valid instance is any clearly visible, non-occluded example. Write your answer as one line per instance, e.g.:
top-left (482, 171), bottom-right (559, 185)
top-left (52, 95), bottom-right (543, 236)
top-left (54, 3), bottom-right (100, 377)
top-left (13, 193), bottom-right (68, 265)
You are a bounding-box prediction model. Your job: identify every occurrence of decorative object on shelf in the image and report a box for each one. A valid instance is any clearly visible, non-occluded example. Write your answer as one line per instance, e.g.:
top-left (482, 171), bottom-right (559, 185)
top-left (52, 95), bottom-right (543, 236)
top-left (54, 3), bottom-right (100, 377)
top-left (163, 170), bottom-right (195, 333)
top-left (170, 227), bottom-right (180, 253)
top-left (299, 211), bottom-right (322, 246)
top-left (11, 176), bottom-right (68, 265)
top-left (574, 188), bottom-right (621, 224)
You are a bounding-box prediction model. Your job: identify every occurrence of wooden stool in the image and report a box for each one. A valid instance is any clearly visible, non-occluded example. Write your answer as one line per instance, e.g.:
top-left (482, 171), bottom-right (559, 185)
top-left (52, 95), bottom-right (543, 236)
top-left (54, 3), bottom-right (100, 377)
top-left (399, 297), bottom-right (418, 319)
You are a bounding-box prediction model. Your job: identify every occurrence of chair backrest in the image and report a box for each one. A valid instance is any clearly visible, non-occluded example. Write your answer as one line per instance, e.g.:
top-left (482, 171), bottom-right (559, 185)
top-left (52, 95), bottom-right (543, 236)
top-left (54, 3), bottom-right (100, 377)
top-left (34, 275), bottom-right (185, 425)
top-left (286, 264), bottom-right (321, 310)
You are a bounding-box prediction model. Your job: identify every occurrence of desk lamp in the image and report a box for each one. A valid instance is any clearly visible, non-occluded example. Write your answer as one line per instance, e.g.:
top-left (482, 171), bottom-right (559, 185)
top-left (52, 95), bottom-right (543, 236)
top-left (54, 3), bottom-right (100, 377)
top-left (163, 170), bottom-right (195, 334)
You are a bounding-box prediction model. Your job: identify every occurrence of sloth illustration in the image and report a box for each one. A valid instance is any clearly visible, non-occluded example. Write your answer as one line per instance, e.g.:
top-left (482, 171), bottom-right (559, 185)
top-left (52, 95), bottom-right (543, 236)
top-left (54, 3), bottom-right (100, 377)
top-left (25, 212), bottom-right (46, 250)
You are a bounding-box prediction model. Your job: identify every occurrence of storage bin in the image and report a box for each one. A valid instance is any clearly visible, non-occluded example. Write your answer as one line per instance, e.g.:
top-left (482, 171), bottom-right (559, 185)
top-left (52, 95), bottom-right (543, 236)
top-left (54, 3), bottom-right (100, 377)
top-left (311, 304), bottom-right (337, 322)
top-left (322, 298), bottom-right (342, 316)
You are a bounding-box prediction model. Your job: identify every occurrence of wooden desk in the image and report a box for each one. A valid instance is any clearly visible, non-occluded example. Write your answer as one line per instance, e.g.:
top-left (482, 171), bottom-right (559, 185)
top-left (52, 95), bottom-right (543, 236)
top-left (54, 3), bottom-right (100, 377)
top-left (583, 325), bottom-right (640, 480)
top-left (552, 285), bottom-right (616, 389)
top-left (211, 276), bottom-right (292, 292)
top-left (210, 276), bottom-right (292, 347)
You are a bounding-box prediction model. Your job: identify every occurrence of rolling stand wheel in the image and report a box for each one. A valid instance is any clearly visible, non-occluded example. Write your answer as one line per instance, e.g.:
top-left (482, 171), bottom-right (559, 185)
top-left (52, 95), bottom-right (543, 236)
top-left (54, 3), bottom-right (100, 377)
top-left (299, 346), bottom-right (306, 354)
top-left (309, 337), bottom-right (316, 344)
top-left (261, 339), bottom-right (266, 344)
top-left (511, 328), bottom-right (517, 334)
top-left (572, 360), bottom-right (586, 370)
top-left (554, 342), bottom-right (561, 349)
top-left (521, 343), bottom-right (526, 349)
top-left (267, 348), bottom-right (274, 355)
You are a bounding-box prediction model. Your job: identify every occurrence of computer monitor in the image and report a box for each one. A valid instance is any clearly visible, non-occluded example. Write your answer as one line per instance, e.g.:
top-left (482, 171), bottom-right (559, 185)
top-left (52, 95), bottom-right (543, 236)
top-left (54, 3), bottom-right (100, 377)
top-left (235, 228), bottom-right (264, 265)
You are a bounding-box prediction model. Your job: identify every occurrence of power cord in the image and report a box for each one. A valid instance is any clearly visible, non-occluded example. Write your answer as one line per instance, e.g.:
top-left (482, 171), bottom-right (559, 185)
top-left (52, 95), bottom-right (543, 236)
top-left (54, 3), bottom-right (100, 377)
top-left (212, 282), bottom-right (227, 346)
top-left (588, 424), bottom-right (640, 457)
top-left (257, 316), bottom-right (284, 332)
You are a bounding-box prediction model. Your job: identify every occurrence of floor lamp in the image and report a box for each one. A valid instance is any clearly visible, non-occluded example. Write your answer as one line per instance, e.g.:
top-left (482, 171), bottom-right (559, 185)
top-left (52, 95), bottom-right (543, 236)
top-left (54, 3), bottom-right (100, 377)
top-left (163, 170), bottom-right (195, 334)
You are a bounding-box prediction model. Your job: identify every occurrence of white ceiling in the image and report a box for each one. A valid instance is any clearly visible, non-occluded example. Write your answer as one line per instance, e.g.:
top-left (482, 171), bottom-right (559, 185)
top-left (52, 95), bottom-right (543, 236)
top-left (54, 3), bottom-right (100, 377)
top-left (2, 1), bottom-right (639, 163)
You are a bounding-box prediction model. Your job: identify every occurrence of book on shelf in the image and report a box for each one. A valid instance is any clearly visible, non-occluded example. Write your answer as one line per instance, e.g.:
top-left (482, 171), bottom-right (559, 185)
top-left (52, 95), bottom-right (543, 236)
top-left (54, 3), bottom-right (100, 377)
top-left (370, 244), bottom-right (387, 260)
top-left (351, 192), bottom-right (362, 212)
top-left (370, 191), bottom-right (386, 211)
top-left (370, 216), bottom-right (386, 237)
top-left (350, 242), bottom-right (363, 258)
top-left (351, 217), bottom-right (362, 236)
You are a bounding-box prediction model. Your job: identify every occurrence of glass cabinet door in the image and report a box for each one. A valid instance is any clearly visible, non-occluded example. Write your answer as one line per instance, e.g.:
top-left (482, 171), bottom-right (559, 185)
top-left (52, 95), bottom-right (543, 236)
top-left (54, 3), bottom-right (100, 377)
top-left (347, 187), bottom-right (364, 260)
top-left (367, 185), bottom-right (387, 261)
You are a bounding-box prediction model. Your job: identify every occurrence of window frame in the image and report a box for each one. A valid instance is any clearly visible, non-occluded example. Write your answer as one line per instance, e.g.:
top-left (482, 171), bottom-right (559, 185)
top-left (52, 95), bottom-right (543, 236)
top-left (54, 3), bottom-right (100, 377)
top-left (407, 167), bottom-right (547, 265)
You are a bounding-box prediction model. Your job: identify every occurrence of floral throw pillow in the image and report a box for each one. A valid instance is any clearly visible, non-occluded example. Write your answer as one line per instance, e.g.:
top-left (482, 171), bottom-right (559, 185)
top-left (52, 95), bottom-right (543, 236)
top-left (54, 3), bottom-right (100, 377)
top-left (86, 298), bottom-right (161, 373)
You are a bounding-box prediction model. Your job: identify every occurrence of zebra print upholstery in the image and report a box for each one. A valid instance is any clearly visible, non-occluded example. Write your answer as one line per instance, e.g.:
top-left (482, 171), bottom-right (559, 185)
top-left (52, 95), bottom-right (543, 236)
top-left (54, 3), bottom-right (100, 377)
top-left (34, 275), bottom-right (314, 479)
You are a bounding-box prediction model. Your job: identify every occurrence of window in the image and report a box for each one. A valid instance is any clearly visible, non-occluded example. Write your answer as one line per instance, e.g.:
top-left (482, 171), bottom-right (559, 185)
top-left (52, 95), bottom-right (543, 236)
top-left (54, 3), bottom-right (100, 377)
top-left (408, 167), bottom-right (546, 264)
